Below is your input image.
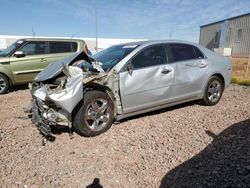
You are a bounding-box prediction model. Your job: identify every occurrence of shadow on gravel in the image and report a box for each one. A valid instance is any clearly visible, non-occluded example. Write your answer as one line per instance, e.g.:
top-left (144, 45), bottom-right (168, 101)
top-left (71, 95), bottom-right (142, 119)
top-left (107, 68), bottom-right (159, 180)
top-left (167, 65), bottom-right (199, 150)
top-left (8, 84), bottom-right (29, 93)
top-left (160, 118), bottom-right (250, 188)
top-left (86, 178), bottom-right (103, 188)
top-left (51, 125), bottom-right (71, 135)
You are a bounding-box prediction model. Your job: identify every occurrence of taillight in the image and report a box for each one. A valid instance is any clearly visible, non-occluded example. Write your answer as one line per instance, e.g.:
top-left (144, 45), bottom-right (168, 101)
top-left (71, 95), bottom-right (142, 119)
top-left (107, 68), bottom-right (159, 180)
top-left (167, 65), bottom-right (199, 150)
top-left (84, 45), bottom-right (92, 56)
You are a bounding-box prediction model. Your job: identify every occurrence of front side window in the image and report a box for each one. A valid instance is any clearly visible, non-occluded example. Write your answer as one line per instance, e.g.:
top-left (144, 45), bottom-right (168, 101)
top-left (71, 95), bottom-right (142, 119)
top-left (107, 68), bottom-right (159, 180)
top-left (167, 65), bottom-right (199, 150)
top-left (20, 41), bottom-right (46, 55)
top-left (131, 45), bottom-right (167, 69)
top-left (169, 43), bottom-right (197, 62)
top-left (49, 42), bottom-right (77, 53)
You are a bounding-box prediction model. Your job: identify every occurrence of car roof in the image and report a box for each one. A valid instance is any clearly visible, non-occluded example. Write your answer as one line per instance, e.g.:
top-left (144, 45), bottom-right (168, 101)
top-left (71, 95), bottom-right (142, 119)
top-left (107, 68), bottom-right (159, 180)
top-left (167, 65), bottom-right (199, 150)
top-left (116, 40), bottom-right (199, 47)
top-left (20, 38), bottom-right (85, 42)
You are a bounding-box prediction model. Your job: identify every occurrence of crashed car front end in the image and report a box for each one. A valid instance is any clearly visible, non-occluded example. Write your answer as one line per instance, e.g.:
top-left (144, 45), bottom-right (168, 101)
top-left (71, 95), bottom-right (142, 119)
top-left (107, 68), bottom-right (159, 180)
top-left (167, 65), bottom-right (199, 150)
top-left (30, 66), bottom-right (85, 136)
top-left (28, 51), bottom-right (110, 137)
top-left (28, 44), bottom-right (138, 138)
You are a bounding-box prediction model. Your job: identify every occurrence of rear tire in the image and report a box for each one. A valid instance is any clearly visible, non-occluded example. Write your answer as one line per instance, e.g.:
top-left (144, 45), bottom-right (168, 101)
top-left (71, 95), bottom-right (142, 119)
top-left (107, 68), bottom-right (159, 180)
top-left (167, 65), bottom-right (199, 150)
top-left (73, 90), bottom-right (114, 137)
top-left (201, 76), bottom-right (223, 106)
top-left (0, 73), bottom-right (9, 94)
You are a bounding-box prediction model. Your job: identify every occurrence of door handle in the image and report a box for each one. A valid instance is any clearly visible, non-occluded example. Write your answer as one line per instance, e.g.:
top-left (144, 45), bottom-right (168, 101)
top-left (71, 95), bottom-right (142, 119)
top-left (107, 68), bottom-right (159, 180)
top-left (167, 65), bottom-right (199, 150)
top-left (41, 58), bottom-right (47, 62)
top-left (161, 68), bottom-right (172, 74)
top-left (199, 62), bottom-right (208, 68)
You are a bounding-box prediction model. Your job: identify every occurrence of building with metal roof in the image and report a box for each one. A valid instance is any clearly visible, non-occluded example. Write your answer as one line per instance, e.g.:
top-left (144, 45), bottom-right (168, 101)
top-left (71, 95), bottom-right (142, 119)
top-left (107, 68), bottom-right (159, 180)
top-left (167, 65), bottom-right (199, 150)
top-left (199, 13), bottom-right (250, 58)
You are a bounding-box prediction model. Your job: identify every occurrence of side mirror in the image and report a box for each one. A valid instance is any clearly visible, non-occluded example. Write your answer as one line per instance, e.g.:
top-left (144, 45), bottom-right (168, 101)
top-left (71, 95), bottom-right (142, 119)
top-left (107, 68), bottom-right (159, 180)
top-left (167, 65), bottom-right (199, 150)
top-left (126, 62), bottom-right (134, 75)
top-left (14, 51), bottom-right (25, 58)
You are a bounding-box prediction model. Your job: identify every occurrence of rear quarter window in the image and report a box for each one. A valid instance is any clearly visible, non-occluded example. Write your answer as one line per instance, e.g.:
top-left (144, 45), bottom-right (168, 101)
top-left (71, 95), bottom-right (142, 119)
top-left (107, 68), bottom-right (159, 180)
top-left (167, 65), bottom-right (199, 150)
top-left (48, 41), bottom-right (77, 54)
top-left (72, 42), bottom-right (78, 51)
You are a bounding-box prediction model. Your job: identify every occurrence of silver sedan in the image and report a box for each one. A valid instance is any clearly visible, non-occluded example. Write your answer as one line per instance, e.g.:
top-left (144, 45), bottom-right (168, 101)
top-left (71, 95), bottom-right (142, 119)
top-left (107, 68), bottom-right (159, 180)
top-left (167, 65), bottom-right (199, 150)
top-left (30, 40), bottom-right (232, 137)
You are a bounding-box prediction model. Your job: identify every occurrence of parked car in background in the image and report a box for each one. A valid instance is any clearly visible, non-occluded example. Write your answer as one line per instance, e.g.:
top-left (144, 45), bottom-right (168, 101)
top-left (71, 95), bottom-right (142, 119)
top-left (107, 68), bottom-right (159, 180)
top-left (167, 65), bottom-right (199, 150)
top-left (0, 38), bottom-right (89, 94)
top-left (30, 40), bottom-right (232, 137)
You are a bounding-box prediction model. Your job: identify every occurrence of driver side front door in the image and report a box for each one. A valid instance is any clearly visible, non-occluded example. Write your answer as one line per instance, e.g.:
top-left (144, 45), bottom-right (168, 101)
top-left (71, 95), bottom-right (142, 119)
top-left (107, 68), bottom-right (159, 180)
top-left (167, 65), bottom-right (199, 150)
top-left (119, 44), bottom-right (175, 113)
top-left (10, 41), bottom-right (47, 84)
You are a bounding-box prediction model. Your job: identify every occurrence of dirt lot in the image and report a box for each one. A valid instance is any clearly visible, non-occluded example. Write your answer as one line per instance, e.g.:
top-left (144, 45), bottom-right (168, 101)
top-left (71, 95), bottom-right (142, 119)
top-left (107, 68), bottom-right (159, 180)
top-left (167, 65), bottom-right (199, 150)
top-left (232, 58), bottom-right (250, 80)
top-left (0, 84), bottom-right (250, 188)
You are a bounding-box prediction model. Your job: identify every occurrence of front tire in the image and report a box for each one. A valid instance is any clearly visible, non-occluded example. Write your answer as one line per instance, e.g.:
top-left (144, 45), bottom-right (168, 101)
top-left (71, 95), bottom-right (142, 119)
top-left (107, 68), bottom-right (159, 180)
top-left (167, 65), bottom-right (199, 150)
top-left (0, 73), bottom-right (9, 94)
top-left (201, 76), bottom-right (223, 106)
top-left (73, 90), bottom-right (114, 137)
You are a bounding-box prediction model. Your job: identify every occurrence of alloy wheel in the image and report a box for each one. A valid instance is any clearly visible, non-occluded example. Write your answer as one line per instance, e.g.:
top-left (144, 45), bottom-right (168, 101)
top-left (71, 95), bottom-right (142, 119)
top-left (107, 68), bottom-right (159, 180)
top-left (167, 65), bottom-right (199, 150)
top-left (0, 76), bottom-right (6, 93)
top-left (84, 98), bottom-right (110, 131)
top-left (208, 80), bottom-right (222, 103)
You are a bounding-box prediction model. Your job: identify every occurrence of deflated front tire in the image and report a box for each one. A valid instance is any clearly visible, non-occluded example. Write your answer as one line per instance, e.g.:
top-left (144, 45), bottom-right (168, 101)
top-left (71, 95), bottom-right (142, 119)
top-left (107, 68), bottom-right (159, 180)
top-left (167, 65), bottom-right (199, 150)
top-left (73, 90), bottom-right (114, 137)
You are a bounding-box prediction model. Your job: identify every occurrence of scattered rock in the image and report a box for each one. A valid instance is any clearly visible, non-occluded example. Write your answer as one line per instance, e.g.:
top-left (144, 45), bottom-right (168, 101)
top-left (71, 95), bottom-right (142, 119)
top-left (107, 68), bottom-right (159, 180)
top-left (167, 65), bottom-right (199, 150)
top-left (0, 85), bottom-right (249, 187)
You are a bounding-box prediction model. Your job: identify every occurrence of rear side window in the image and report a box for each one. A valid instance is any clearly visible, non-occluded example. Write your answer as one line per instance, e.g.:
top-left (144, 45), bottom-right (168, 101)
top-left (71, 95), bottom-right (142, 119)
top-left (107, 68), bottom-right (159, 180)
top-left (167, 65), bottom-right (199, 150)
top-left (131, 45), bottom-right (167, 69)
top-left (20, 41), bottom-right (46, 55)
top-left (169, 43), bottom-right (196, 62)
top-left (48, 42), bottom-right (77, 54)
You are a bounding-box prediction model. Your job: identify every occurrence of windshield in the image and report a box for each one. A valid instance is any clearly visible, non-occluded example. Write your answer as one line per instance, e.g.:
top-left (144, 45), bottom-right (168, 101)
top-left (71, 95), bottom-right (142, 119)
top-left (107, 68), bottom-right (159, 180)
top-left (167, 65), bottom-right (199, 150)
top-left (0, 40), bottom-right (25, 57)
top-left (92, 44), bottom-right (138, 71)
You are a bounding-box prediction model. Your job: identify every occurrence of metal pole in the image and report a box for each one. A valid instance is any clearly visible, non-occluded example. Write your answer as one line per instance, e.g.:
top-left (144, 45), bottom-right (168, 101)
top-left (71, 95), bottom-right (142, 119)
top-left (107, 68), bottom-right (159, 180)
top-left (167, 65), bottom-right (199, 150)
top-left (95, 8), bottom-right (98, 53)
top-left (169, 31), bottom-right (172, 39)
top-left (32, 26), bottom-right (35, 38)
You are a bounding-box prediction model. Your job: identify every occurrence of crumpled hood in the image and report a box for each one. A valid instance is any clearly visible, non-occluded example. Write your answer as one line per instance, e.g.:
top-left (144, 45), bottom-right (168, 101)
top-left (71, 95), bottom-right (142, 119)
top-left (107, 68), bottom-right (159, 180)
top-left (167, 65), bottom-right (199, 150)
top-left (33, 66), bottom-right (86, 112)
top-left (34, 51), bottom-right (92, 82)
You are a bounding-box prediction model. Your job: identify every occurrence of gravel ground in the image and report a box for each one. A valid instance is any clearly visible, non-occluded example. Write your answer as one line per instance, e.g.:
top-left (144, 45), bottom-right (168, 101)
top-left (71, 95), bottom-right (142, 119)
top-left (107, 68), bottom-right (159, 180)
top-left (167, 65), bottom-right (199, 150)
top-left (0, 84), bottom-right (249, 188)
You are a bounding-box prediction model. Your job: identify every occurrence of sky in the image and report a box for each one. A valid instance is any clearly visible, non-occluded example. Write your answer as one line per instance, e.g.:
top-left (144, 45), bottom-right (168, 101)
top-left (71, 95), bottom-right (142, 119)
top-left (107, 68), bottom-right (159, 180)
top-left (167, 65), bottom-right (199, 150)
top-left (0, 0), bottom-right (250, 42)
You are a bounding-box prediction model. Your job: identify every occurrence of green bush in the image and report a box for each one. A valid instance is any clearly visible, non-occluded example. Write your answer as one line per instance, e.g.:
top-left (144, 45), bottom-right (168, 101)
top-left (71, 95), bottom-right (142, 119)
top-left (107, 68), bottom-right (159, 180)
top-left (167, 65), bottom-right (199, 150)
top-left (231, 77), bottom-right (239, 84)
top-left (231, 77), bottom-right (250, 86)
top-left (238, 80), bottom-right (250, 86)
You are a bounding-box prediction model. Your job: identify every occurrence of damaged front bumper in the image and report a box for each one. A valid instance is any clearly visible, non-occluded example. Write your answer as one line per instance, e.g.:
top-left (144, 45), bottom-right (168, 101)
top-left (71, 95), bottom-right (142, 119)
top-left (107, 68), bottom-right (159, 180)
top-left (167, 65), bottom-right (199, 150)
top-left (28, 65), bottom-right (85, 137)
top-left (29, 84), bottom-right (76, 138)
top-left (28, 52), bottom-right (111, 138)
top-left (30, 80), bottom-right (75, 137)
top-left (28, 68), bottom-right (107, 137)
top-left (31, 97), bottom-right (54, 137)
